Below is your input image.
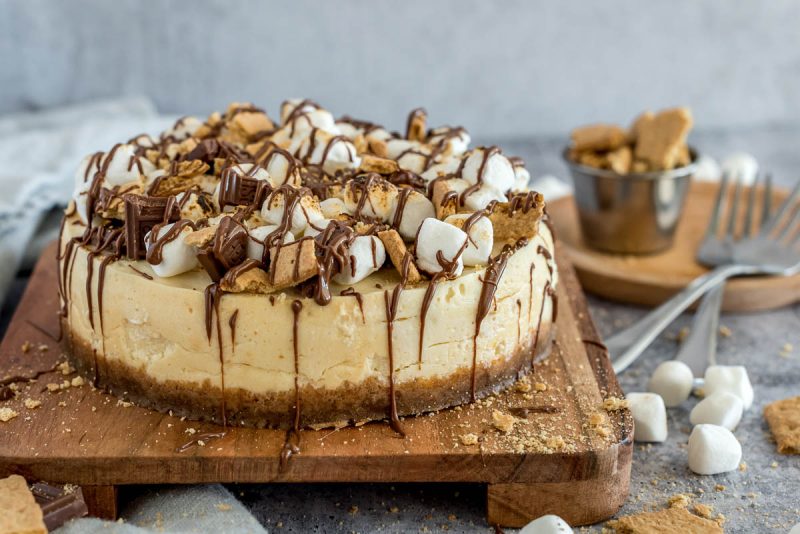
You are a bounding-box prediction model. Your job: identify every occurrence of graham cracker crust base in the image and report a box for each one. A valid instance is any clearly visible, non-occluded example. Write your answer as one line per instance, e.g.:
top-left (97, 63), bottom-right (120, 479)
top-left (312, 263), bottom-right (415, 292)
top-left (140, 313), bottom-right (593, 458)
top-left (63, 320), bottom-right (554, 429)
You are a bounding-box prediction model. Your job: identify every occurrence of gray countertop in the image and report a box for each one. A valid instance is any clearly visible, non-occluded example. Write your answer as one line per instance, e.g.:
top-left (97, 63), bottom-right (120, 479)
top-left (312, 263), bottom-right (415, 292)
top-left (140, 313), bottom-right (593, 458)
top-left (3, 125), bottom-right (799, 533)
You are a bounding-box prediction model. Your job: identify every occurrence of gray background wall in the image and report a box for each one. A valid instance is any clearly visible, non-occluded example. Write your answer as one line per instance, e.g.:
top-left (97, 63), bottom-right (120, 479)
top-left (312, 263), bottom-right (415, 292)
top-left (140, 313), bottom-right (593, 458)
top-left (2, 0), bottom-right (800, 138)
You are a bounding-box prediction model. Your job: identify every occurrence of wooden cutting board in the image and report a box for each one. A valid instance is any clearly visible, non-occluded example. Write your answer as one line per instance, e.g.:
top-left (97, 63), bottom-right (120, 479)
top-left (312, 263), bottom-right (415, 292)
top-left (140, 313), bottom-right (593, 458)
top-left (0, 243), bottom-right (632, 528)
top-left (549, 181), bottom-right (800, 311)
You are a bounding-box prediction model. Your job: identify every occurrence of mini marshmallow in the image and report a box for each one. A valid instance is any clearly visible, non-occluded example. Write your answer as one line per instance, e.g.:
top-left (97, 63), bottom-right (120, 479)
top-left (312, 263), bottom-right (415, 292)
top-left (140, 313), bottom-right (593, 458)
top-left (101, 144), bottom-right (156, 187)
top-left (303, 219), bottom-right (332, 239)
top-left (226, 162), bottom-right (271, 183)
top-left (460, 147), bottom-right (515, 192)
top-left (688, 424), bottom-right (742, 475)
top-left (247, 225), bottom-right (295, 263)
top-left (280, 99), bottom-right (321, 124)
top-left (421, 157), bottom-right (461, 183)
top-left (428, 127), bottom-right (471, 156)
top-left (332, 235), bottom-right (386, 285)
top-left (320, 197), bottom-right (351, 220)
top-left (444, 213), bottom-right (493, 266)
top-left (287, 108), bottom-right (340, 136)
top-left (388, 190), bottom-right (436, 241)
top-left (511, 164), bottom-right (531, 193)
top-left (693, 154), bottom-right (722, 182)
top-left (72, 180), bottom-right (92, 224)
top-left (627, 392), bottom-right (668, 442)
top-left (296, 129), bottom-right (360, 174)
top-left (519, 514), bottom-right (573, 534)
top-left (144, 223), bottom-right (198, 278)
top-left (704, 365), bottom-right (754, 410)
top-left (648, 360), bottom-right (694, 407)
top-left (342, 177), bottom-right (399, 222)
top-left (261, 189), bottom-right (325, 235)
top-left (414, 218), bottom-right (468, 277)
top-left (73, 153), bottom-right (102, 191)
top-left (721, 152), bottom-right (759, 185)
top-left (163, 116), bottom-right (203, 141)
top-left (690, 391), bottom-right (744, 431)
top-left (440, 178), bottom-right (507, 211)
top-left (261, 150), bottom-right (301, 186)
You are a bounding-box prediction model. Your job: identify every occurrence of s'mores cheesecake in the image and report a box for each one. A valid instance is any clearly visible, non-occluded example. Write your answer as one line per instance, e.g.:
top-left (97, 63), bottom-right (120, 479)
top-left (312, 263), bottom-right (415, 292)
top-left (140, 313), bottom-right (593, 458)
top-left (58, 100), bottom-right (558, 430)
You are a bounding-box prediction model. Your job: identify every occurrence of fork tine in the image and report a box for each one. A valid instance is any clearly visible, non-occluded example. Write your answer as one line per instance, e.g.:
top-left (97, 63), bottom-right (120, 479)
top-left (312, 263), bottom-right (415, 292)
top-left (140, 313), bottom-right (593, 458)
top-left (761, 172), bottom-right (773, 225)
top-left (726, 174), bottom-right (742, 239)
top-left (763, 179), bottom-right (800, 235)
top-left (777, 202), bottom-right (800, 240)
top-left (706, 172), bottom-right (730, 238)
top-left (743, 173), bottom-right (761, 236)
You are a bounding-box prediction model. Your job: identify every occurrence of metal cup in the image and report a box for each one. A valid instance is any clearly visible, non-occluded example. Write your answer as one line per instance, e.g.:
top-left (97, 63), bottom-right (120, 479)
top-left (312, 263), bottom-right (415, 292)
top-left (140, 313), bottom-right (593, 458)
top-left (562, 148), bottom-right (697, 255)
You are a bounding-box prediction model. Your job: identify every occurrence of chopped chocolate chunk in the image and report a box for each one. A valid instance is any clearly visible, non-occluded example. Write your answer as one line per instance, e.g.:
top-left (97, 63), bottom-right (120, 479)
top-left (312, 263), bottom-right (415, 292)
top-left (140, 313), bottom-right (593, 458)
top-left (30, 481), bottom-right (88, 530)
top-left (218, 167), bottom-right (271, 209)
top-left (123, 194), bottom-right (180, 259)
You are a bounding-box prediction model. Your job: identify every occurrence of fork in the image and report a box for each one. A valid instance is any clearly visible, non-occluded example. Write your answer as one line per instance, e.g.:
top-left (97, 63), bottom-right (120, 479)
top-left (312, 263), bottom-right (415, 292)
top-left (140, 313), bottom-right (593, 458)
top-left (607, 178), bottom-right (800, 374)
top-left (674, 172), bottom-right (773, 377)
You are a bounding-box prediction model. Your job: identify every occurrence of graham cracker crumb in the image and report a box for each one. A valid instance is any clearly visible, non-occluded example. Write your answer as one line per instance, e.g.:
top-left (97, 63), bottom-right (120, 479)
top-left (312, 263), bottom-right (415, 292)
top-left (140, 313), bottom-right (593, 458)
top-left (460, 433), bottom-right (479, 446)
top-left (718, 325), bottom-right (732, 338)
top-left (533, 382), bottom-right (548, 392)
top-left (46, 383), bottom-right (60, 392)
top-left (21, 341), bottom-right (32, 353)
top-left (71, 376), bottom-right (85, 387)
top-left (764, 396), bottom-right (800, 454)
top-left (23, 398), bottom-right (41, 410)
top-left (0, 407), bottom-right (19, 422)
top-left (693, 503), bottom-right (713, 519)
top-left (491, 410), bottom-right (516, 433)
top-left (603, 396), bottom-right (629, 411)
top-left (607, 505), bottom-right (723, 533)
top-left (668, 494), bottom-right (692, 508)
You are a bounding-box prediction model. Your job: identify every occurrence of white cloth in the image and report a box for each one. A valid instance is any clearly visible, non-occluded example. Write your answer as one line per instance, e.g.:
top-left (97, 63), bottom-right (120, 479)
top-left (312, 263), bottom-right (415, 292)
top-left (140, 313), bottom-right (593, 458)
top-left (0, 97), bottom-right (174, 305)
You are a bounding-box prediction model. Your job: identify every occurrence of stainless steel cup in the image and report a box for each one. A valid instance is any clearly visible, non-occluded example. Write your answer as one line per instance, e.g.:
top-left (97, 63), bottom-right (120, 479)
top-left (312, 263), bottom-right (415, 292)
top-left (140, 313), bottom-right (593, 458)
top-left (562, 148), bottom-right (697, 255)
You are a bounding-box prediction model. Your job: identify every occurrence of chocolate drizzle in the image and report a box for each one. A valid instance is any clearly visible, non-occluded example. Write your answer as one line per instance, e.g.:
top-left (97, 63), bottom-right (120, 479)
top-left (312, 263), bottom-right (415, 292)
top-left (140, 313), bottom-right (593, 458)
top-left (280, 299), bottom-right (304, 470)
top-left (340, 287), bottom-right (365, 323)
top-left (203, 284), bottom-right (227, 426)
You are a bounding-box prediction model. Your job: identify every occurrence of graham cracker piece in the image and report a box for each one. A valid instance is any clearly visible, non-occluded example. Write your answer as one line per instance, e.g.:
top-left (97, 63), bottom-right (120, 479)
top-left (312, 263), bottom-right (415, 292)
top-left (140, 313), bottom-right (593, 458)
top-left (0, 475), bottom-right (46, 534)
top-left (607, 145), bottom-right (633, 174)
top-left (634, 107), bottom-right (693, 171)
top-left (431, 179), bottom-right (458, 219)
top-left (220, 265), bottom-right (272, 294)
top-left (268, 238), bottom-right (319, 290)
top-left (359, 154), bottom-right (400, 174)
top-left (606, 505), bottom-right (723, 533)
top-left (352, 134), bottom-right (369, 155)
top-left (406, 110), bottom-right (427, 142)
top-left (576, 150), bottom-right (609, 169)
top-left (570, 124), bottom-right (627, 152)
top-left (184, 225), bottom-right (217, 248)
top-left (488, 192), bottom-right (545, 242)
top-left (764, 396), bottom-right (800, 454)
top-left (368, 138), bottom-right (389, 158)
top-left (378, 229), bottom-right (423, 284)
top-left (149, 160), bottom-right (210, 197)
top-left (628, 110), bottom-right (655, 143)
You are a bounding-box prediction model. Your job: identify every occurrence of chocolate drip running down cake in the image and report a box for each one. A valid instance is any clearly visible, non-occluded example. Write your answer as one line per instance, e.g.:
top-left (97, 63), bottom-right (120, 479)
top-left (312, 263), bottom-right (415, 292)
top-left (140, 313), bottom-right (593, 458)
top-left (58, 100), bottom-right (558, 434)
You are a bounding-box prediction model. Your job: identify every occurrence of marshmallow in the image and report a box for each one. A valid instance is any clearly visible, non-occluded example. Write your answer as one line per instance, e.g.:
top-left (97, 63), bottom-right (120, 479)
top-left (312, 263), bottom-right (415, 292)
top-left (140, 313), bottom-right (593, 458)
top-left (421, 157), bottom-right (461, 183)
top-left (648, 360), bottom-right (694, 407)
top-left (296, 129), bottom-right (360, 174)
top-left (342, 176), bottom-right (398, 222)
top-left (688, 424), bottom-right (742, 475)
top-left (261, 188), bottom-right (325, 235)
top-left (163, 116), bottom-right (203, 141)
top-left (693, 154), bottom-right (722, 182)
top-left (303, 219), bottom-right (332, 239)
top-left (286, 108), bottom-right (340, 136)
top-left (144, 223), bottom-right (199, 278)
top-left (280, 99), bottom-right (321, 124)
top-left (73, 153), bottom-right (102, 191)
top-left (704, 365), bottom-right (754, 410)
top-left (332, 235), bottom-right (386, 285)
top-left (129, 133), bottom-right (157, 149)
top-left (388, 190), bottom-right (435, 240)
top-left (721, 152), bottom-right (759, 185)
top-left (690, 392), bottom-right (744, 431)
top-left (627, 392), bottom-right (668, 442)
top-left (414, 218), bottom-right (468, 277)
top-left (261, 150), bottom-right (301, 186)
top-left (226, 162), bottom-right (271, 183)
top-left (441, 178), bottom-right (508, 211)
top-left (247, 225), bottom-right (295, 262)
top-left (519, 514), bottom-right (573, 534)
top-left (72, 180), bottom-right (92, 224)
top-left (427, 126), bottom-right (471, 156)
top-left (460, 147), bottom-right (515, 192)
top-left (444, 213), bottom-right (493, 266)
top-left (320, 197), bottom-right (351, 220)
top-left (100, 144), bottom-right (156, 187)
top-left (512, 164), bottom-right (531, 193)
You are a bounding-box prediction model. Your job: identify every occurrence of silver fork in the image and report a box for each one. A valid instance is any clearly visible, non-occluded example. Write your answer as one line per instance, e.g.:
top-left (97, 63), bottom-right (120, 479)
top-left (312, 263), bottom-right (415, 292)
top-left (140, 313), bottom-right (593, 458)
top-left (608, 178), bottom-right (800, 373)
top-left (674, 172), bottom-right (772, 376)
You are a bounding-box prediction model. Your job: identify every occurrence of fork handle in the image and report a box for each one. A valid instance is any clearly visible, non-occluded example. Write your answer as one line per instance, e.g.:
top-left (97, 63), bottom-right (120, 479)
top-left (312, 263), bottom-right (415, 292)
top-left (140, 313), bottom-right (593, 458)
top-left (608, 264), bottom-right (755, 373)
top-left (674, 283), bottom-right (725, 377)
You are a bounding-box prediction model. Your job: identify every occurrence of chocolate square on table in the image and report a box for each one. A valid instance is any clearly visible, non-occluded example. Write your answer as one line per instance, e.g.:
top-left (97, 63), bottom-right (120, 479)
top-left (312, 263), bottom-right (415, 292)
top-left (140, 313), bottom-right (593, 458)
top-left (218, 167), bottom-right (270, 209)
top-left (123, 194), bottom-right (180, 259)
top-left (30, 482), bottom-right (88, 531)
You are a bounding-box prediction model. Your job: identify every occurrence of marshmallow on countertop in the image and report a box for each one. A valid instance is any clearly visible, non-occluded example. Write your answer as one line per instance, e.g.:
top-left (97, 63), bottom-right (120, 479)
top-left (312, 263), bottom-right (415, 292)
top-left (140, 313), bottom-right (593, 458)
top-left (332, 235), bottom-right (386, 285)
top-left (648, 360), bottom-right (694, 407)
top-left (704, 365), bottom-right (754, 410)
top-left (144, 223), bottom-right (199, 278)
top-left (388, 190), bottom-right (436, 241)
top-left (414, 218), bottom-right (469, 277)
top-left (693, 154), bottom-right (722, 182)
top-left (519, 514), bottom-right (573, 534)
top-left (341, 177), bottom-right (399, 222)
top-left (460, 147), bottom-right (515, 192)
top-left (247, 225), bottom-right (295, 263)
top-left (261, 188), bottom-right (325, 235)
top-left (444, 213), bottom-right (493, 266)
top-left (688, 424), bottom-right (742, 475)
top-left (690, 391), bottom-right (744, 431)
top-left (627, 392), bottom-right (668, 442)
top-left (721, 152), bottom-right (759, 185)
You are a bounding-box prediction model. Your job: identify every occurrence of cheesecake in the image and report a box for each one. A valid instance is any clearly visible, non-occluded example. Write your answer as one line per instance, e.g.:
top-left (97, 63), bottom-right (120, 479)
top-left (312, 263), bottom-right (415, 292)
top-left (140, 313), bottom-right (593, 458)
top-left (58, 100), bottom-right (558, 431)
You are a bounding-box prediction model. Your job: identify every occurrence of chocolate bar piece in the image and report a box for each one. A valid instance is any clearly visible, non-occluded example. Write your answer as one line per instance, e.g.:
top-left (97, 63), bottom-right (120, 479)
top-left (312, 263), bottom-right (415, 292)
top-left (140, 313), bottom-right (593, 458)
top-left (197, 217), bottom-right (249, 281)
top-left (218, 167), bottom-right (270, 209)
top-left (123, 194), bottom-right (180, 259)
top-left (30, 482), bottom-right (88, 531)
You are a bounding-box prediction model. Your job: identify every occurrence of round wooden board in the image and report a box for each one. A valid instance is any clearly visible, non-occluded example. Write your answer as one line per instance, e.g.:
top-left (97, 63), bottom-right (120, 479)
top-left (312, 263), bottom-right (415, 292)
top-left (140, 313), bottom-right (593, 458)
top-left (548, 180), bottom-right (800, 312)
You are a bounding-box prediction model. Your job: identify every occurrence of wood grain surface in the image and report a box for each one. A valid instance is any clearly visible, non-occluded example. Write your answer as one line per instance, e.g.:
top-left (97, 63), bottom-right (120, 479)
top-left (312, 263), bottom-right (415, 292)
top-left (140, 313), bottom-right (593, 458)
top-left (549, 180), bottom-right (800, 312)
top-left (0, 243), bottom-right (632, 528)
